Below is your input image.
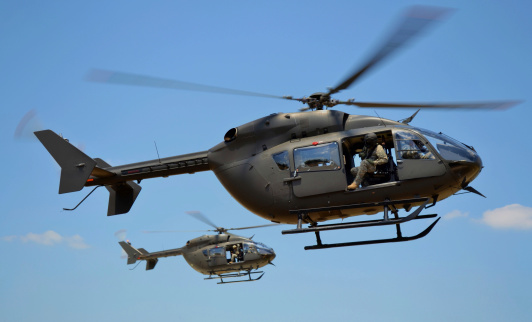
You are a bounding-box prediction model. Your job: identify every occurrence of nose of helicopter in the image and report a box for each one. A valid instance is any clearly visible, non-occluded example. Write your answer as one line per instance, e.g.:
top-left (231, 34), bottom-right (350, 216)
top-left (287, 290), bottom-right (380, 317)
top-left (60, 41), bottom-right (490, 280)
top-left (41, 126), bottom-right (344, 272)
top-left (259, 248), bottom-right (276, 263)
top-left (449, 153), bottom-right (483, 186)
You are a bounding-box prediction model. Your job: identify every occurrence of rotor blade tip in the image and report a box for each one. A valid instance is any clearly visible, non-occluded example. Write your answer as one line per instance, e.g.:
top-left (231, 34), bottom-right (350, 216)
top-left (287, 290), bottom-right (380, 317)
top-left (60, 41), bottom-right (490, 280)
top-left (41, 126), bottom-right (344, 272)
top-left (407, 5), bottom-right (454, 21)
top-left (85, 69), bottom-right (113, 83)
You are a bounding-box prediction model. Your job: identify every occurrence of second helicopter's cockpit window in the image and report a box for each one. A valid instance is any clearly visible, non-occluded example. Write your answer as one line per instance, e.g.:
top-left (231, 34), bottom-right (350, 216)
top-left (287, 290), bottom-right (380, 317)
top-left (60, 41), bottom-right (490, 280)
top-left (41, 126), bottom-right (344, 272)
top-left (294, 142), bottom-right (341, 172)
top-left (272, 151), bottom-right (289, 170)
top-left (243, 242), bottom-right (273, 255)
top-left (395, 131), bottom-right (434, 160)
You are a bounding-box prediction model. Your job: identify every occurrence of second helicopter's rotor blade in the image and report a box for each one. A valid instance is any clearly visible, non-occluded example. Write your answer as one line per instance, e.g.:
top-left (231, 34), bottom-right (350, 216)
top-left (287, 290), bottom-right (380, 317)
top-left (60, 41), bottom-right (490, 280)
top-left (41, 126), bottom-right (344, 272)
top-left (86, 69), bottom-right (284, 99)
top-left (142, 229), bottom-right (210, 234)
top-left (227, 223), bottom-right (281, 231)
top-left (328, 6), bottom-right (451, 96)
top-left (346, 100), bottom-right (522, 110)
top-left (185, 211), bottom-right (219, 230)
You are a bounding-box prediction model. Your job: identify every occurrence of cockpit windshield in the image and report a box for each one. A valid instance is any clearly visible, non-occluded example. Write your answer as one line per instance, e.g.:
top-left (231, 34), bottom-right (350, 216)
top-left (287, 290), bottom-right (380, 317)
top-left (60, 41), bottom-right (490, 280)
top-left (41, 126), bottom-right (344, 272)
top-left (244, 241), bottom-right (274, 255)
top-left (411, 127), bottom-right (480, 163)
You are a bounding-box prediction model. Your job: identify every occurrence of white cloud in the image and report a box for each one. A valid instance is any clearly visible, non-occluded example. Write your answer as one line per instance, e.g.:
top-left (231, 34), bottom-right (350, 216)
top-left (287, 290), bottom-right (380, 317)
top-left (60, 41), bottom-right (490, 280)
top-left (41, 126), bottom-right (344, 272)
top-left (21, 230), bottom-right (62, 245)
top-left (479, 204), bottom-right (532, 230)
top-left (443, 210), bottom-right (469, 220)
top-left (2, 230), bottom-right (90, 249)
top-left (1, 235), bottom-right (17, 242)
top-left (63, 235), bottom-right (90, 249)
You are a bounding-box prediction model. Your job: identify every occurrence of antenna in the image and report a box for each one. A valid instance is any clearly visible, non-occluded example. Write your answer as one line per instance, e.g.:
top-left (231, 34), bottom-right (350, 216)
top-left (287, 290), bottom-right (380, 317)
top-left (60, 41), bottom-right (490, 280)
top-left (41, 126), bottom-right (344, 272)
top-left (374, 110), bottom-right (386, 127)
top-left (154, 141), bottom-right (161, 163)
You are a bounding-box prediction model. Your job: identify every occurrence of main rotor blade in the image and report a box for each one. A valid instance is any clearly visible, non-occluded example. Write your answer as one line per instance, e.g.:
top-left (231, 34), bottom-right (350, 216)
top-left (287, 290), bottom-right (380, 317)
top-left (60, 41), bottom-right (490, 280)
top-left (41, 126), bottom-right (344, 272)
top-left (114, 229), bottom-right (127, 241)
top-left (346, 100), bottom-right (522, 110)
top-left (185, 211), bottom-right (219, 230)
top-left (328, 6), bottom-right (451, 96)
top-left (86, 69), bottom-right (283, 99)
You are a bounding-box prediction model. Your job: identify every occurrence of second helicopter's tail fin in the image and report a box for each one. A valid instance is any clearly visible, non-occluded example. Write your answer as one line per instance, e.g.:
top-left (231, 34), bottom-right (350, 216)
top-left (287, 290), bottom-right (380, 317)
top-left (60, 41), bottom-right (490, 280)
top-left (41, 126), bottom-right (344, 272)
top-left (119, 241), bottom-right (148, 265)
top-left (118, 241), bottom-right (159, 270)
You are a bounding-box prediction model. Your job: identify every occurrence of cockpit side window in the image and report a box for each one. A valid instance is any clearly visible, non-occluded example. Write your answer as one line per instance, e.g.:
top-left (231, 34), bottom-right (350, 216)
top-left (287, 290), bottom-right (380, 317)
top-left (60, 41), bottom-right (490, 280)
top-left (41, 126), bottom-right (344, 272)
top-left (395, 131), bottom-right (435, 160)
top-left (272, 151), bottom-right (289, 170)
top-left (293, 142), bottom-right (341, 172)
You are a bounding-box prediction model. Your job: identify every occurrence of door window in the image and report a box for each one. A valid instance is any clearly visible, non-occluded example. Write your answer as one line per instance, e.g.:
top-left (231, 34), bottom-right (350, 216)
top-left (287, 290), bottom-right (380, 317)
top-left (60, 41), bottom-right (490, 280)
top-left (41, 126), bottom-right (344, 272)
top-left (208, 247), bottom-right (224, 257)
top-left (293, 142), bottom-right (341, 172)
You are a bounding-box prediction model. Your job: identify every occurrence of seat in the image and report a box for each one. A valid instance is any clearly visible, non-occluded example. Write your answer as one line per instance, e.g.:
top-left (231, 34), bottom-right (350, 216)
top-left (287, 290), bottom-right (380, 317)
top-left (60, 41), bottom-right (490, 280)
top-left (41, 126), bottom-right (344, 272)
top-left (362, 150), bottom-right (397, 186)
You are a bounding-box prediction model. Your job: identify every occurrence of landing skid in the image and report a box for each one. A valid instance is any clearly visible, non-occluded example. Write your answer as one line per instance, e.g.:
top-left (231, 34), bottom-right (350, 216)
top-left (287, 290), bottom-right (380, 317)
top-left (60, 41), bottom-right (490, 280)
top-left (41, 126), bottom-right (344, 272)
top-left (282, 199), bottom-right (440, 250)
top-left (204, 271), bottom-right (264, 284)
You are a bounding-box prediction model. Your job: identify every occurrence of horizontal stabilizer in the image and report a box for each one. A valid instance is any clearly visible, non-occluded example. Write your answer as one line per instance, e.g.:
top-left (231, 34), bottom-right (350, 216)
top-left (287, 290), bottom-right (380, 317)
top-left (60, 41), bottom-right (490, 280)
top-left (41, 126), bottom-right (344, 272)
top-left (137, 248), bottom-right (149, 255)
top-left (34, 130), bottom-right (97, 194)
top-left (92, 158), bottom-right (115, 178)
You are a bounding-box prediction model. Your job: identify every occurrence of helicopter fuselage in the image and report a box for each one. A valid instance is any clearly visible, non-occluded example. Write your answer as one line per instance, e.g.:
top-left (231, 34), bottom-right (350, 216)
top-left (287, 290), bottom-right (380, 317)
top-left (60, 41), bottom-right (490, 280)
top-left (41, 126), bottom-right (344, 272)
top-left (181, 234), bottom-right (275, 275)
top-left (37, 109), bottom-right (482, 222)
top-left (124, 234), bottom-right (276, 276)
top-left (207, 110), bottom-right (483, 224)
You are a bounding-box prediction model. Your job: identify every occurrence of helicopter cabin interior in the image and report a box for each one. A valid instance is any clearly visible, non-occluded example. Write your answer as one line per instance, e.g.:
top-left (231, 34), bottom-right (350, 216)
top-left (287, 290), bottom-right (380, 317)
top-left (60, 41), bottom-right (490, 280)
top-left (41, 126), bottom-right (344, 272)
top-left (343, 129), bottom-right (439, 187)
top-left (203, 243), bottom-right (266, 266)
top-left (342, 131), bottom-right (397, 187)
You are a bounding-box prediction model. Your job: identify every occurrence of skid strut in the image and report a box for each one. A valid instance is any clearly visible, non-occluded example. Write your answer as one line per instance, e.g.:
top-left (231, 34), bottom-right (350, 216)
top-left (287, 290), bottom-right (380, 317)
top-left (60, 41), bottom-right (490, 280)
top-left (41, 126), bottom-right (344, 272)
top-left (282, 199), bottom-right (440, 250)
top-left (204, 270), bottom-right (265, 284)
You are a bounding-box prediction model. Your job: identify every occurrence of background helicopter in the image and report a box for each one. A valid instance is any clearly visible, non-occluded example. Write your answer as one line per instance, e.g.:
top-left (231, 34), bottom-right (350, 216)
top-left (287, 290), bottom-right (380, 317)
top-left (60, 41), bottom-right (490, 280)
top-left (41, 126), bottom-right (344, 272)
top-left (34, 6), bottom-right (519, 249)
top-left (119, 211), bottom-right (277, 284)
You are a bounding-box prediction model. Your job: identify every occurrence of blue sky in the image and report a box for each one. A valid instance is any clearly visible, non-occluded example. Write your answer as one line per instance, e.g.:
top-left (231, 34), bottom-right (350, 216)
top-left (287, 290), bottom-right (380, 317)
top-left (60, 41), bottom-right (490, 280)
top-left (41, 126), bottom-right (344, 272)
top-left (1, 1), bottom-right (531, 321)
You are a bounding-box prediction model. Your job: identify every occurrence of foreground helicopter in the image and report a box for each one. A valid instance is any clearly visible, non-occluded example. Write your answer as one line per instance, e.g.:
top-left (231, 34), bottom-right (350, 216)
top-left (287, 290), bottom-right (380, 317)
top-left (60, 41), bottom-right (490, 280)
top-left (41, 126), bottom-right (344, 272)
top-left (35, 6), bottom-right (520, 249)
top-left (119, 212), bottom-right (277, 284)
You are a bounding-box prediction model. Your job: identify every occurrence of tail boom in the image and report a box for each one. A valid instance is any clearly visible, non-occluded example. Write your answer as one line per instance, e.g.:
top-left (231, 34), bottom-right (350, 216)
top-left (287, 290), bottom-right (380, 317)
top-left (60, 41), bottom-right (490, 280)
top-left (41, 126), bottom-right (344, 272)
top-left (118, 241), bottom-right (184, 270)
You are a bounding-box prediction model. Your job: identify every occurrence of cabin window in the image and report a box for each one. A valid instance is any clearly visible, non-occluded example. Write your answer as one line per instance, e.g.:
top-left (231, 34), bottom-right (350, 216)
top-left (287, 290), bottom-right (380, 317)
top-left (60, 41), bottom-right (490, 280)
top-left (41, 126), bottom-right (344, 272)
top-left (208, 247), bottom-right (224, 257)
top-left (272, 151), bottom-right (289, 170)
top-left (395, 131), bottom-right (434, 160)
top-left (293, 142), bottom-right (341, 172)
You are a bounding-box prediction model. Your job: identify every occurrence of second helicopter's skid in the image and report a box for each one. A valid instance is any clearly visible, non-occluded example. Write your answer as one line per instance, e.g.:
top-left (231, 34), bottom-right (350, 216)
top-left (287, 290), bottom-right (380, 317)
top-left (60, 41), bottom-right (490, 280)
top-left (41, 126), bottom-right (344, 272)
top-left (282, 199), bottom-right (440, 250)
top-left (205, 271), bottom-right (265, 284)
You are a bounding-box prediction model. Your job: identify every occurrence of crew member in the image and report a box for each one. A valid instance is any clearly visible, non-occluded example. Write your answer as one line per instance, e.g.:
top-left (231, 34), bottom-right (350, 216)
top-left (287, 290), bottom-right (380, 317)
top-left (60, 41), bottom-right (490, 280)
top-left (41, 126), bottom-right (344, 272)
top-left (347, 133), bottom-right (388, 190)
top-left (230, 244), bottom-right (240, 263)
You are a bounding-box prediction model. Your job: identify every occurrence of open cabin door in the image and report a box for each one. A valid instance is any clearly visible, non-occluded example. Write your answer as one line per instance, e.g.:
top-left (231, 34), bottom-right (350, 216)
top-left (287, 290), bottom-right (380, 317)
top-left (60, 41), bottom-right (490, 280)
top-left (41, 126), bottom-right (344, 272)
top-left (393, 129), bottom-right (446, 180)
top-left (291, 141), bottom-right (346, 197)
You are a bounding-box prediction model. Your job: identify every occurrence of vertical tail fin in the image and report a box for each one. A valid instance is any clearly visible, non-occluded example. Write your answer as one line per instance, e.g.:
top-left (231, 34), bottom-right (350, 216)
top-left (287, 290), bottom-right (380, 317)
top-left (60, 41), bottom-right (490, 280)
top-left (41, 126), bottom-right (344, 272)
top-left (118, 241), bottom-right (147, 265)
top-left (118, 241), bottom-right (158, 270)
top-left (35, 130), bottom-right (142, 215)
top-left (34, 130), bottom-right (96, 194)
